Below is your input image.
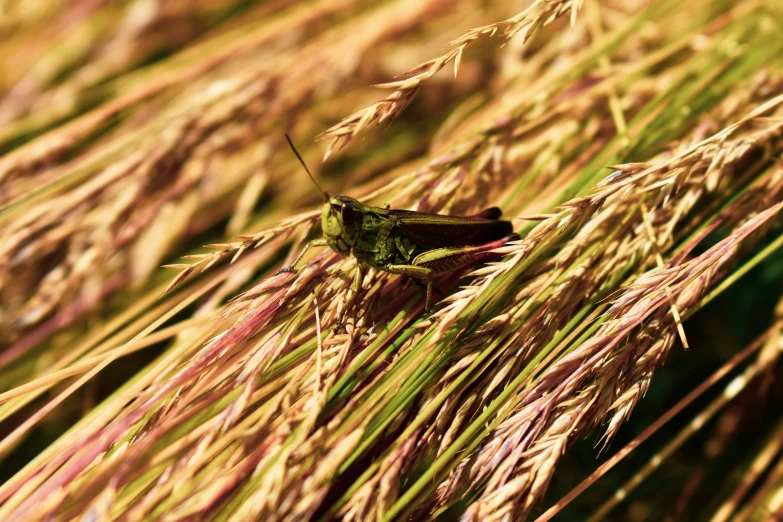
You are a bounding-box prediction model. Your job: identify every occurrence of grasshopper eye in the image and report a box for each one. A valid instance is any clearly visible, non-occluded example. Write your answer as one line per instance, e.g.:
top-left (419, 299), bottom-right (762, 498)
top-left (341, 203), bottom-right (356, 225)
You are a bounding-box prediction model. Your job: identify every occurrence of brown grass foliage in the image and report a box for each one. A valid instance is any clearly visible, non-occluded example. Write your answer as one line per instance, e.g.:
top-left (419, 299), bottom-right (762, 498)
top-left (1, 0), bottom-right (783, 520)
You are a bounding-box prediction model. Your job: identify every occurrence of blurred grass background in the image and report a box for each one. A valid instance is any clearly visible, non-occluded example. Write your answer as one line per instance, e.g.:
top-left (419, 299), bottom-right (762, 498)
top-left (0, 0), bottom-right (782, 520)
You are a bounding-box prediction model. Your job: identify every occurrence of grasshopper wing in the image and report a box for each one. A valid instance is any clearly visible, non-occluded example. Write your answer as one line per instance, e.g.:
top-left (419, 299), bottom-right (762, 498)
top-left (390, 209), bottom-right (513, 248)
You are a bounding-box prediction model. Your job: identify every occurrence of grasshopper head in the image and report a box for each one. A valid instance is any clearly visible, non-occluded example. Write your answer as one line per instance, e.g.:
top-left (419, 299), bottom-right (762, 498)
top-left (282, 135), bottom-right (362, 256)
top-left (322, 196), bottom-right (362, 255)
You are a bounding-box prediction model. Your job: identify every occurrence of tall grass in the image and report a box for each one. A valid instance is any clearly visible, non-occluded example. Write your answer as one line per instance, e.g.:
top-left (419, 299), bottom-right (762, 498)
top-left (1, 0), bottom-right (782, 520)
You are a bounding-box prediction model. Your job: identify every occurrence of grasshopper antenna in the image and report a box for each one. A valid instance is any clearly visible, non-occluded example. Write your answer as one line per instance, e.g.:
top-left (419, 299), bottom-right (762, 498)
top-left (285, 134), bottom-right (329, 202)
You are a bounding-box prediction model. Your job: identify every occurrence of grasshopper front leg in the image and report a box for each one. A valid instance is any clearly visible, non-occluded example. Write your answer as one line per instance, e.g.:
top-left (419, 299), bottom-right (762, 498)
top-left (275, 238), bottom-right (329, 275)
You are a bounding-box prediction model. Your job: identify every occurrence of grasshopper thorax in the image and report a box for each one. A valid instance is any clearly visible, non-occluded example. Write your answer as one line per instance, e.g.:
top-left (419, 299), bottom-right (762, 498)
top-left (322, 196), bottom-right (363, 255)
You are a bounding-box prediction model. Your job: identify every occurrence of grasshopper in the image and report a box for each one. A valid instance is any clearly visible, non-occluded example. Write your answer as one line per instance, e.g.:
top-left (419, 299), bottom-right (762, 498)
top-left (278, 135), bottom-right (519, 312)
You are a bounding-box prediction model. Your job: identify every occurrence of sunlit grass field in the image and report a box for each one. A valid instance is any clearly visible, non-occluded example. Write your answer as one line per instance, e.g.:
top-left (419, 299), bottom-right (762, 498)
top-left (1, 1), bottom-right (782, 520)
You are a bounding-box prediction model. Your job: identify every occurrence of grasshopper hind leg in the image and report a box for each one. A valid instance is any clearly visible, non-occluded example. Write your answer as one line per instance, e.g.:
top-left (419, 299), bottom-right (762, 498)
top-left (387, 234), bottom-right (518, 312)
top-left (406, 277), bottom-right (443, 312)
top-left (384, 264), bottom-right (437, 310)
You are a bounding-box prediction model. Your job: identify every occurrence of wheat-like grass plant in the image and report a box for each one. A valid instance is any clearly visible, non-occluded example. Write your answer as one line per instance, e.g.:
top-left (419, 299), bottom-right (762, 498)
top-left (1, 0), bottom-right (783, 520)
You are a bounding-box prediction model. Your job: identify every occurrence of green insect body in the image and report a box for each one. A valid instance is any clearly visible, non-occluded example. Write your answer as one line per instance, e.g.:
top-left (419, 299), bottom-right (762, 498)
top-left (281, 135), bottom-right (518, 311)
